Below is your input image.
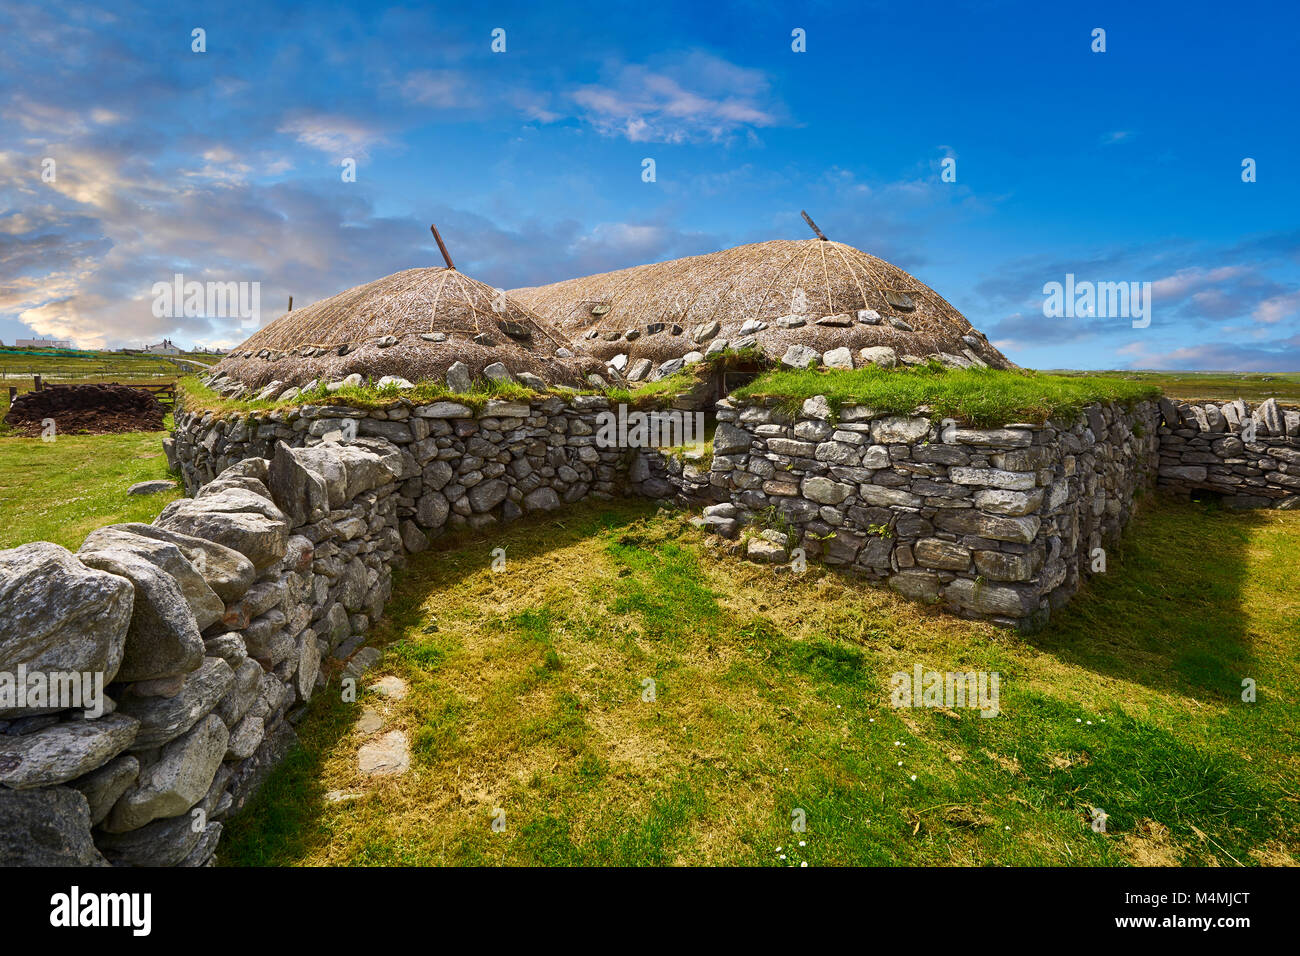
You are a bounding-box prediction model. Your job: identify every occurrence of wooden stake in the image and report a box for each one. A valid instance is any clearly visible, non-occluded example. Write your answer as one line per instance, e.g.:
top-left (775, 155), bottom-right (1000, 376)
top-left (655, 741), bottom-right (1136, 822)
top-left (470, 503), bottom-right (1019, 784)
top-left (801, 210), bottom-right (829, 241)
top-left (288, 296), bottom-right (293, 312)
top-left (430, 223), bottom-right (456, 270)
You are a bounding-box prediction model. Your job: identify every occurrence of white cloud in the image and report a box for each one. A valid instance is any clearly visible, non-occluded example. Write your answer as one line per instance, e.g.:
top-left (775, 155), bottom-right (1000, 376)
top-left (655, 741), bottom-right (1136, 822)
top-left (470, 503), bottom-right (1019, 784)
top-left (278, 113), bottom-right (388, 160)
top-left (1252, 290), bottom-right (1300, 325)
top-left (570, 52), bottom-right (783, 144)
top-left (399, 69), bottom-right (474, 109)
top-left (1150, 266), bottom-right (1245, 300)
top-left (1116, 339), bottom-right (1300, 372)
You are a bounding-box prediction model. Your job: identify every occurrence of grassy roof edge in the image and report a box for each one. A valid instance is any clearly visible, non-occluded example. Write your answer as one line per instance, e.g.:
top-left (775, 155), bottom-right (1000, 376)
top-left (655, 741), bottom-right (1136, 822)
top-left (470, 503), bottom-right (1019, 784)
top-left (729, 366), bottom-right (1163, 427)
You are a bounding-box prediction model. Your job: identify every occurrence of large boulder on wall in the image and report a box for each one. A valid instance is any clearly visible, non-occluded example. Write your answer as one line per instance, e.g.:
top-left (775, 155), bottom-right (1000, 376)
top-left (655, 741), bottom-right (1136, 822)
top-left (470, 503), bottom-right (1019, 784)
top-left (153, 488), bottom-right (289, 570)
top-left (0, 543), bottom-right (134, 716)
top-left (76, 550), bottom-right (206, 683)
top-left (79, 526), bottom-right (225, 632)
top-left (95, 523), bottom-right (256, 605)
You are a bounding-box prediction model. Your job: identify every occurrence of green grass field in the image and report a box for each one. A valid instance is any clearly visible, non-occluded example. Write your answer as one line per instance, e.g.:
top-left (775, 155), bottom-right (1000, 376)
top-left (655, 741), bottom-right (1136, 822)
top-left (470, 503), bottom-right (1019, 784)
top-left (0, 422), bottom-right (179, 549)
top-left (219, 497), bottom-right (1299, 867)
top-left (1047, 370), bottom-right (1300, 405)
top-left (0, 347), bottom-right (220, 400)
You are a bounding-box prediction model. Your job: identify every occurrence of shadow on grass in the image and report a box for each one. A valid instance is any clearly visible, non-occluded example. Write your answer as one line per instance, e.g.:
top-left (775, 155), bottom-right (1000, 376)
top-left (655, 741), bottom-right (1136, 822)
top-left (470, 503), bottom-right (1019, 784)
top-left (217, 500), bottom-right (660, 865)
top-left (217, 692), bottom-right (354, 866)
top-left (1029, 492), bottom-right (1267, 703)
top-left (218, 492), bottom-right (1298, 865)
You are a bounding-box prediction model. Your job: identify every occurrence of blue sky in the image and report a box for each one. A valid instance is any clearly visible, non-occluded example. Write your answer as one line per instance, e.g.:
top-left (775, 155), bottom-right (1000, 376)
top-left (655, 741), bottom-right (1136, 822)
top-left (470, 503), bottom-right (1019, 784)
top-left (1, 0), bottom-right (1297, 369)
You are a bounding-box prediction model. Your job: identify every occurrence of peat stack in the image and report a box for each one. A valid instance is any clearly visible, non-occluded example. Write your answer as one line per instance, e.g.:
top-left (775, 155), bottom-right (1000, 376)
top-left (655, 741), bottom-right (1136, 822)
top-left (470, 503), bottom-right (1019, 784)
top-left (4, 384), bottom-right (166, 435)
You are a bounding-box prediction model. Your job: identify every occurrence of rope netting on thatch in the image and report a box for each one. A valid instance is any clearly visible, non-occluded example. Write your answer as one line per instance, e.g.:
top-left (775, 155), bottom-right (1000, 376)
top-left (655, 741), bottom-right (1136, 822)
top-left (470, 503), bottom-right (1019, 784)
top-left (240, 267), bottom-right (570, 352)
top-left (216, 239), bottom-right (1012, 393)
top-left (511, 239), bottom-right (1014, 370)
top-left (214, 268), bottom-right (600, 389)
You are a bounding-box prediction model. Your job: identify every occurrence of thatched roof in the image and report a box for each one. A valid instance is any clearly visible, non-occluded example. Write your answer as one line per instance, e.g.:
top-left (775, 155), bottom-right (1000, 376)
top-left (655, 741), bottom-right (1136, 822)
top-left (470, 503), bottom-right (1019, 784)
top-left (214, 267), bottom-right (599, 389)
top-left (511, 239), bottom-right (1013, 376)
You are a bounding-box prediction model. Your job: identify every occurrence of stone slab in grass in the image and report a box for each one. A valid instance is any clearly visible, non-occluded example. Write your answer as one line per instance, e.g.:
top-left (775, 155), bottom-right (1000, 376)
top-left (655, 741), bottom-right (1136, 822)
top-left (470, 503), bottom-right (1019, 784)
top-left (128, 479), bottom-right (177, 495)
top-left (368, 676), bottom-right (408, 700)
top-left (359, 730), bottom-right (410, 776)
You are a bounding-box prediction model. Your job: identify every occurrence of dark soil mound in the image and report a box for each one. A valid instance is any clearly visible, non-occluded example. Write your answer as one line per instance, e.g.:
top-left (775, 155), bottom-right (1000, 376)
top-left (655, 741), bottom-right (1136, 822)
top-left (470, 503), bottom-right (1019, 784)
top-left (4, 384), bottom-right (166, 435)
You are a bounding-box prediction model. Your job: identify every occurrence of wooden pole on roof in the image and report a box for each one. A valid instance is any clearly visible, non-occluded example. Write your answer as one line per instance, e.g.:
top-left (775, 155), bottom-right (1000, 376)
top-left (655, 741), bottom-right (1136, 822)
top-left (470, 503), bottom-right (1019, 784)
top-left (801, 210), bottom-right (829, 241)
top-left (430, 223), bottom-right (456, 271)
top-left (287, 296), bottom-right (293, 311)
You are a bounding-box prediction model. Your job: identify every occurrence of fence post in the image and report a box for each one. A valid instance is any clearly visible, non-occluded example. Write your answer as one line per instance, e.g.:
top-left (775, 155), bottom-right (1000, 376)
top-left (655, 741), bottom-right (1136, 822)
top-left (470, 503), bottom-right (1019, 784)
top-left (33, 374), bottom-right (42, 391)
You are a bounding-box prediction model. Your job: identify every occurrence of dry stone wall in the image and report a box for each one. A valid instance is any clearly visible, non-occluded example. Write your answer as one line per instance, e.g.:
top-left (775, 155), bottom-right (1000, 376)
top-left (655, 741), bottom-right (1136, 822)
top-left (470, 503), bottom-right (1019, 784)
top-left (698, 396), bottom-right (1162, 631)
top-left (168, 394), bottom-right (675, 529)
top-left (0, 439), bottom-right (407, 866)
top-left (1157, 397), bottom-right (1300, 508)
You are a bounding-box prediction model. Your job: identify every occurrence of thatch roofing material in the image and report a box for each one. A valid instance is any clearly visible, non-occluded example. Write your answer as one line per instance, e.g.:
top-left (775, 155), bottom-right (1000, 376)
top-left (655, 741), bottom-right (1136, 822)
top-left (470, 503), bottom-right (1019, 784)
top-left (511, 239), bottom-right (1013, 371)
top-left (215, 268), bottom-right (599, 389)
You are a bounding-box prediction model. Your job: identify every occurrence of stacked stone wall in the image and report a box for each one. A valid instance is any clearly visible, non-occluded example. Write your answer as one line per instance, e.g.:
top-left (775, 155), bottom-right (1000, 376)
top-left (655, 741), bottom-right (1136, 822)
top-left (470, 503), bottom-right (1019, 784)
top-left (1157, 397), bottom-right (1300, 508)
top-left (169, 394), bottom-right (677, 534)
top-left (0, 440), bottom-right (406, 865)
top-left (697, 397), bottom-right (1162, 630)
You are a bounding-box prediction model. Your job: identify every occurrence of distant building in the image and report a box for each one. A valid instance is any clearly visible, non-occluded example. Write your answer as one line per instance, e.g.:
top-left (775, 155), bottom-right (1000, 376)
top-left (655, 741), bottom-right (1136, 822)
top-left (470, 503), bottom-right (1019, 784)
top-left (144, 338), bottom-right (182, 355)
top-left (16, 337), bottom-right (75, 350)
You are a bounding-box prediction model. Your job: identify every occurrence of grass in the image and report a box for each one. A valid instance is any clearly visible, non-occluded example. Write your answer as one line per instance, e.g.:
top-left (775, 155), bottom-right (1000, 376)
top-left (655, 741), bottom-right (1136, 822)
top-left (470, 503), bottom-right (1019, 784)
top-left (187, 359), bottom-right (1300, 424)
top-left (185, 346), bottom-right (748, 417)
top-left (1048, 369), bottom-right (1300, 405)
top-left (604, 368), bottom-right (704, 407)
top-left (730, 365), bottom-right (1164, 427)
top-left (0, 423), bottom-right (179, 550)
top-left (185, 364), bottom-right (709, 417)
top-left (603, 348), bottom-right (763, 408)
top-left (219, 495), bottom-right (1299, 867)
top-left (0, 346), bottom-right (216, 387)
top-left (177, 374), bottom-right (550, 418)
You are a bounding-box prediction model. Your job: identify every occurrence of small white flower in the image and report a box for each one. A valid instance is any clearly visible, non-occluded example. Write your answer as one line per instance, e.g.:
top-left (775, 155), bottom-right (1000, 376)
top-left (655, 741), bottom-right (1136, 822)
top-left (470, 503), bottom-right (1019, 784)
top-left (779, 854), bottom-right (786, 860)
top-left (897, 760), bottom-right (903, 766)
top-left (799, 840), bottom-right (806, 847)
top-left (800, 861), bottom-right (808, 867)
top-left (910, 774), bottom-right (917, 781)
